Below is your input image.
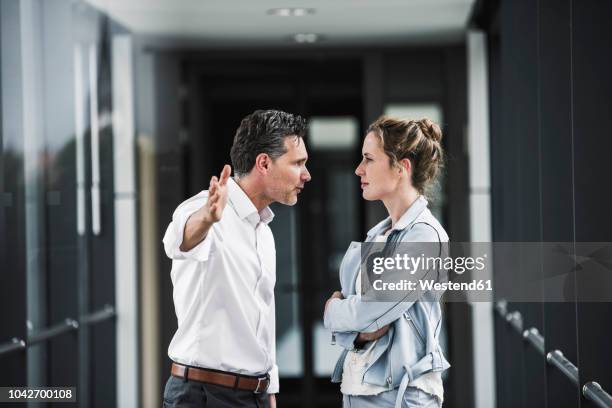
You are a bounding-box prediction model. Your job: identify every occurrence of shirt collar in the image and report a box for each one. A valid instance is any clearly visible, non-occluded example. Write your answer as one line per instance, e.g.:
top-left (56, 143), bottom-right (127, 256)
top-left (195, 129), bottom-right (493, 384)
top-left (227, 178), bottom-right (275, 226)
top-left (366, 195), bottom-right (428, 237)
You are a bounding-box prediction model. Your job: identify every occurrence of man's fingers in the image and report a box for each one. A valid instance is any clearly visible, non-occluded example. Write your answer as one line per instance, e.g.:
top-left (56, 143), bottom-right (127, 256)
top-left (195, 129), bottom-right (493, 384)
top-left (208, 192), bottom-right (219, 206)
top-left (209, 177), bottom-right (218, 194)
top-left (219, 165), bottom-right (231, 186)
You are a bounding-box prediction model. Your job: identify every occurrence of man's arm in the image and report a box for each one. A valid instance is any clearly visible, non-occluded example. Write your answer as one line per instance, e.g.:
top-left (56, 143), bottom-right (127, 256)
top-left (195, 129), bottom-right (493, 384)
top-left (180, 165), bottom-right (231, 252)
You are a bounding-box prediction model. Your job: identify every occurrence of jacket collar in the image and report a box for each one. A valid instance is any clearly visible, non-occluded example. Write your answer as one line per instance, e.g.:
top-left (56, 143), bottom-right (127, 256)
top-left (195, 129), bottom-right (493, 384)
top-left (366, 196), bottom-right (428, 238)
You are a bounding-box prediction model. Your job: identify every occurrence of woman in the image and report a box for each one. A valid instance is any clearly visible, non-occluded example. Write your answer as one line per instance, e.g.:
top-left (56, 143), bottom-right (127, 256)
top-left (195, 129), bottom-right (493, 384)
top-left (323, 115), bottom-right (449, 408)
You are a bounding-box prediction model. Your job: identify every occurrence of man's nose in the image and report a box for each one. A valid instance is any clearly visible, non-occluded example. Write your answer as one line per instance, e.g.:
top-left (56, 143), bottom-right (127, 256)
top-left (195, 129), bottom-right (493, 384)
top-left (303, 168), bottom-right (312, 182)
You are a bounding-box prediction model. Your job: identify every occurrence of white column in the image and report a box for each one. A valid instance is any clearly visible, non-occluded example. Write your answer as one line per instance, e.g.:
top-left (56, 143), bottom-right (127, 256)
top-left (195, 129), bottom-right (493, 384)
top-left (112, 34), bottom-right (139, 408)
top-left (467, 29), bottom-right (496, 408)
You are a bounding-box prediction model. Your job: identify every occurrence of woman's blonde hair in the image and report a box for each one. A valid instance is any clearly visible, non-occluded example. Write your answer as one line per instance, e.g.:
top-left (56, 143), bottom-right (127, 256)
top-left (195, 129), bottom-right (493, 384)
top-left (367, 115), bottom-right (444, 196)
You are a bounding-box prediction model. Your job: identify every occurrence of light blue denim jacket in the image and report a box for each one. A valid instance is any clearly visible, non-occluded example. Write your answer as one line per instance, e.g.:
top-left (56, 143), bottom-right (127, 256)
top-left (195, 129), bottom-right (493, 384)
top-left (323, 196), bottom-right (450, 407)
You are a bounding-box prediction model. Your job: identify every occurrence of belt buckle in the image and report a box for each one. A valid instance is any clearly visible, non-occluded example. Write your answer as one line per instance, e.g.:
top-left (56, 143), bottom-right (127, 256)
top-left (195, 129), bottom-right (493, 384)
top-left (253, 374), bottom-right (270, 394)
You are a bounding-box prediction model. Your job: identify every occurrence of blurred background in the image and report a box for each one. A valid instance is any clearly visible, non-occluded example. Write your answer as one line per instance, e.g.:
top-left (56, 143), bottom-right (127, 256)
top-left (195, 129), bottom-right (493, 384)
top-left (1, 0), bottom-right (611, 407)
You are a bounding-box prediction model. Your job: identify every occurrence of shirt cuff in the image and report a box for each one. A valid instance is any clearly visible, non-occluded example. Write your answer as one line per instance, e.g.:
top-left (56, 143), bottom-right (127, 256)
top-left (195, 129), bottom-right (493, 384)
top-left (334, 331), bottom-right (359, 351)
top-left (323, 297), bottom-right (341, 329)
top-left (268, 364), bottom-right (279, 394)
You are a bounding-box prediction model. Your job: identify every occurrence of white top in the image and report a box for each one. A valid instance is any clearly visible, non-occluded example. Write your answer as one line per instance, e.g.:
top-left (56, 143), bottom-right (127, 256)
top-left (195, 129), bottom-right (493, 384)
top-left (340, 265), bottom-right (390, 395)
top-left (162, 178), bottom-right (279, 393)
top-left (341, 234), bottom-right (444, 403)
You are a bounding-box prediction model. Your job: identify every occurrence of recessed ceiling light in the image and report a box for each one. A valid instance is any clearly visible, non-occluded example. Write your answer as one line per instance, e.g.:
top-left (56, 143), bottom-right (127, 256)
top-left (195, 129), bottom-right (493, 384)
top-left (268, 8), bottom-right (315, 17)
top-left (293, 33), bottom-right (320, 44)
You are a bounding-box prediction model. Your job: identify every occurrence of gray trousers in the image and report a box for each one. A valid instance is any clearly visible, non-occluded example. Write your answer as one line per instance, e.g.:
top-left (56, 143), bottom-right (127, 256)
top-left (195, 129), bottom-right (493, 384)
top-left (163, 375), bottom-right (270, 408)
top-left (342, 386), bottom-right (441, 408)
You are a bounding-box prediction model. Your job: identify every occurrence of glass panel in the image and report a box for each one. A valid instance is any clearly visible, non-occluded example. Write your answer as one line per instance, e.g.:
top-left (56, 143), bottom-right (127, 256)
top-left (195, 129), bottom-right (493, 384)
top-left (314, 168), bottom-right (358, 376)
top-left (309, 117), bottom-right (359, 377)
top-left (385, 103), bottom-right (443, 124)
top-left (308, 117), bottom-right (358, 150)
top-left (327, 170), bottom-right (357, 279)
top-left (269, 203), bottom-right (302, 377)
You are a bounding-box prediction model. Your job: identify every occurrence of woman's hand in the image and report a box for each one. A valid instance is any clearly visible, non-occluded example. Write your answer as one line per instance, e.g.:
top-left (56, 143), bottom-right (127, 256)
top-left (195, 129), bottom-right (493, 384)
top-left (354, 324), bottom-right (390, 348)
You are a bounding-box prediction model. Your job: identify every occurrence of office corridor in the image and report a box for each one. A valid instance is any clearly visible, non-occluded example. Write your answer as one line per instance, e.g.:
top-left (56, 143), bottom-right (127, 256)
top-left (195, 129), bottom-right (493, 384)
top-left (1, 0), bottom-right (611, 407)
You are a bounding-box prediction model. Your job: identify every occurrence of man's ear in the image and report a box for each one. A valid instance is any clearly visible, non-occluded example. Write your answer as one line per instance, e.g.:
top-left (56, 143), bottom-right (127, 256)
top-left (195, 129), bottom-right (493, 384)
top-left (254, 153), bottom-right (271, 175)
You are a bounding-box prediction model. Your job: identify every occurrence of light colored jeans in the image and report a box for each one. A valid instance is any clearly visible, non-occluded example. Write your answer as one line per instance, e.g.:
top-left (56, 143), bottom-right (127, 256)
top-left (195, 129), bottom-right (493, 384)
top-left (342, 386), bottom-right (441, 408)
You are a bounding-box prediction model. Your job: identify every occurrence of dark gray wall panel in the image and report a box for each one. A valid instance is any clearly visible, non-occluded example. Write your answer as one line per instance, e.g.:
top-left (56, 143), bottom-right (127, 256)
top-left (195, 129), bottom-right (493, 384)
top-left (572, 0), bottom-right (612, 405)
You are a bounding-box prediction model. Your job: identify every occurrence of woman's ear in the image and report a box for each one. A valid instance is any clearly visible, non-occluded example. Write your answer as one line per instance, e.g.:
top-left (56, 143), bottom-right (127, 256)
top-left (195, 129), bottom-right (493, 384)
top-left (254, 153), bottom-right (271, 175)
top-left (398, 158), bottom-right (411, 176)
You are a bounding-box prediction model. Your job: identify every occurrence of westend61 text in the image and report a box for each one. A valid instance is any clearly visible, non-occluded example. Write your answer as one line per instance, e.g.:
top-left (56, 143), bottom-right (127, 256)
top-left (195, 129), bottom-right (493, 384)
top-left (372, 279), bottom-right (493, 292)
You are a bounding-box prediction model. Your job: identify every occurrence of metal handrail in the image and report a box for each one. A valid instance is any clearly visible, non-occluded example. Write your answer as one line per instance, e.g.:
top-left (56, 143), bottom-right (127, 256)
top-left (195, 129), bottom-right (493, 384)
top-left (28, 318), bottom-right (79, 345)
top-left (583, 382), bottom-right (612, 408)
top-left (496, 301), bottom-right (541, 352)
top-left (506, 310), bottom-right (523, 334)
top-left (493, 301), bottom-right (612, 405)
top-left (80, 304), bottom-right (115, 325)
top-left (0, 337), bottom-right (26, 357)
top-left (523, 327), bottom-right (545, 355)
top-left (546, 349), bottom-right (579, 386)
top-left (495, 299), bottom-right (508, 316)
top-left (0, 305), bottom-right (116, 355)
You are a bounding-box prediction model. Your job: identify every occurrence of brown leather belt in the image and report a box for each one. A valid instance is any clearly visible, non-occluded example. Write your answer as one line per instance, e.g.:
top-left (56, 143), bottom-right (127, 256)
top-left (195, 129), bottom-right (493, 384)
top-left (171, 363), bottom-right (270, 394)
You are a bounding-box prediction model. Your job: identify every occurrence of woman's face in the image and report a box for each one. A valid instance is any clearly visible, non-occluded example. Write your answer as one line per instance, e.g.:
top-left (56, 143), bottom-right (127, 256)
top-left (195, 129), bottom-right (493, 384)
top-left (355, 132), bottom-right (402, 201)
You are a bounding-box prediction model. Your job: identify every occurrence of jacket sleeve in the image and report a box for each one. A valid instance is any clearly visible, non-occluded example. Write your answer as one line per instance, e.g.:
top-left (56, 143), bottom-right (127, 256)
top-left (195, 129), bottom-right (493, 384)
top-left (332, 331), bottom-right (359, 351)
top-left (324, 223), bottom-right (441, 333)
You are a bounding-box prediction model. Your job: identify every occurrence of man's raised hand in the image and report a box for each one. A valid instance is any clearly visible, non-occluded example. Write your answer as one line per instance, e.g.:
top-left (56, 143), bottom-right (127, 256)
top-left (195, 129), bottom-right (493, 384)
top-left (179, 164), bottom-right (231, 252)
top-left (203, 165), bottom-right (231, 223)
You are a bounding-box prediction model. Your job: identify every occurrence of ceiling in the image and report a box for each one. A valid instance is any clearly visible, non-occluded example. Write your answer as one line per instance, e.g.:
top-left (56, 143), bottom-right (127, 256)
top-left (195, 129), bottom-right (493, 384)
top-left (85, 0), bottom-right (475, 48)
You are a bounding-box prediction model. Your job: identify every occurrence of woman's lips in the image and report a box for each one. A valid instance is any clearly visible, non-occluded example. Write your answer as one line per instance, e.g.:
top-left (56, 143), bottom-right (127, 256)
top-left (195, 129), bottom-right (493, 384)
top-left (360, 182), bottom-right (369, 189)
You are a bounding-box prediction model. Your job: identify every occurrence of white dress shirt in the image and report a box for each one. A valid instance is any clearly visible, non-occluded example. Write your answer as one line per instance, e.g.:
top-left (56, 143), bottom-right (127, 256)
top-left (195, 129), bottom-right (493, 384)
top-left (162, 178), bottom-right (279, 393)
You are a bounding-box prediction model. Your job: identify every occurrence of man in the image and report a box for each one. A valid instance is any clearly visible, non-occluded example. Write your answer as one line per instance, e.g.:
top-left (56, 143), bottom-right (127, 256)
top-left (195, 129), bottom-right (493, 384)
top-left (162, 110), bottom-right (311, 407)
